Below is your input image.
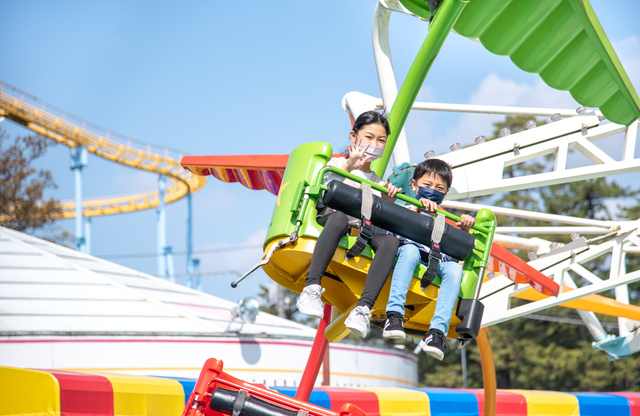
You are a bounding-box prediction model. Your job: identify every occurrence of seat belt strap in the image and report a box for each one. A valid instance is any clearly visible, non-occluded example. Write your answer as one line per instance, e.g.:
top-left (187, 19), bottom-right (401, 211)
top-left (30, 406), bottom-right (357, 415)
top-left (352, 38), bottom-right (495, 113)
top-left (420, 213), bottom-right (445, 290)
top-left (345, 183), bottom-right (374, 261)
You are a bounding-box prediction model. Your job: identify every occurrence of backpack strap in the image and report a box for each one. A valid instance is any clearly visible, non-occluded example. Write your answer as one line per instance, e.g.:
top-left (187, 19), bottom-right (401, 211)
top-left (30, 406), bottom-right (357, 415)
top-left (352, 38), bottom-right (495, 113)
top-left (420, 213), bottom-right (445, 290)
top-left (345, 183), bottom-right (374, 261)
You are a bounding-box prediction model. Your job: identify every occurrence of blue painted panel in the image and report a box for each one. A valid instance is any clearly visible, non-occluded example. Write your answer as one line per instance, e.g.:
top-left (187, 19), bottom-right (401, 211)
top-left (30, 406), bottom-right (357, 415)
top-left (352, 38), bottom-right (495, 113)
top-left (572, 392), bottom-right (631, 416)
top-left (412, 388), bottom-right (479, 416)
top-left (270, 387), bottom-right (332, 410)
top-left (156, 376), bottom-right (197, 405)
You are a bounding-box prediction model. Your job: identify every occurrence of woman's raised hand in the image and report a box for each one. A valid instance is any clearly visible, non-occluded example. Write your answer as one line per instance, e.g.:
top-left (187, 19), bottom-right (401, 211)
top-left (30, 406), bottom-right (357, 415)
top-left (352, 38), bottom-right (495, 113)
top-left (345, 134), bottom-right (370, 171)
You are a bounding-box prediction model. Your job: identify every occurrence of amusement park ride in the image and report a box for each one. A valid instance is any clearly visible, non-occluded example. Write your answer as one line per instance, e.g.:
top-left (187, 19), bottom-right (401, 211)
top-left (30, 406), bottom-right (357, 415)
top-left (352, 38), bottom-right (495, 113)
top-left (2, 0), bottom-right (640, 415)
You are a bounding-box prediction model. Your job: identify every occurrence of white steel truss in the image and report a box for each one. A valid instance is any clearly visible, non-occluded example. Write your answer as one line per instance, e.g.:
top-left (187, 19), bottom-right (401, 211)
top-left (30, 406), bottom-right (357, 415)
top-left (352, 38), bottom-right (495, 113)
top-left (362, 0), bottom-right (640, 360)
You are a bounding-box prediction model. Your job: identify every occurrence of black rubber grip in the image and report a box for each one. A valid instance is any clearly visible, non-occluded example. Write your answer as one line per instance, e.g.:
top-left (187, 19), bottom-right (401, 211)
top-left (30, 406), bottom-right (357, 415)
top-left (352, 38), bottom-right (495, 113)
top-left (210, 388), bottom-right (297, 416)
top-left (322, 180), bottom-right (475, 260)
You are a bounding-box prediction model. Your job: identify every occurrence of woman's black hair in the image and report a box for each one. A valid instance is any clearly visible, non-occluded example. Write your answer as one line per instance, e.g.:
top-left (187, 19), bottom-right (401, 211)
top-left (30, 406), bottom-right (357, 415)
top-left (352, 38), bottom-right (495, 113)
top-left (353, 110), bottom-right (391, 135)
top-left (341, 110), bottom-right (391, 156)
top-left (413, 158), bottom-right (453, 190)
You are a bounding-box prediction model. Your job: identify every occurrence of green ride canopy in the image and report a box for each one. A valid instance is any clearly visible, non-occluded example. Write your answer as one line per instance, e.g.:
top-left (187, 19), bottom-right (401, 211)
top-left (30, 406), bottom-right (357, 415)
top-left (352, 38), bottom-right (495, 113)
top-left (399, 0), bottom-right (640, 126)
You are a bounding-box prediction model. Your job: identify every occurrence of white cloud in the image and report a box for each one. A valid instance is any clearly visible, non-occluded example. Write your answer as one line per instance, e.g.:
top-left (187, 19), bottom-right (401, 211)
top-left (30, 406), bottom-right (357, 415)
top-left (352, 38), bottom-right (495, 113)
top-left (196, 227), bottom-right (269, 302)
top-left (417, 84), bottom-right (436, 103)
top-left (110, 169), bottom-right (157, 194)
top-left (437, 73), bottom-right (579, 151)
top-left (612, 36), bottom-right (640, 93)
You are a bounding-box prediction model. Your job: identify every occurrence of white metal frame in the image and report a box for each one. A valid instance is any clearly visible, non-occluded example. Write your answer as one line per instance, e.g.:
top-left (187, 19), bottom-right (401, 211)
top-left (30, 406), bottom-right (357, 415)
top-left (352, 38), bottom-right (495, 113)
top-left (364, 0), bottom-right (640, 359)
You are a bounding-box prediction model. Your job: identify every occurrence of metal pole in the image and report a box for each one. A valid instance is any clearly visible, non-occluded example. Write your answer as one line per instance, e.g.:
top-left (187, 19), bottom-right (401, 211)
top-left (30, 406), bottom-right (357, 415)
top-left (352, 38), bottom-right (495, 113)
top-left (615, 252), bottom-right (630, 335)
top-left (295, 304), bottom-right (332, 401)
top-left (84, 217), bottom-right (92, 255)
top-left (193, 259), bottom-right (201, 291)
top-left (70, 145), bottom-right (87, 253)
top-left (372, 0), bottom-right (411, 166)
top-left (372, 0), bottom-right (468, 178)
top-left (157, 174), bottom-right (167, 278)
top-left (461, 344), bottom-right (467, 389)
top-left (165, 246), bottom-right (175, 283)
top-left (322, 343), bottom-right (331, 386)
top-left (477, 328), bottom-right (497, 416)
top-left (186, 187), bottom-right (194, 288)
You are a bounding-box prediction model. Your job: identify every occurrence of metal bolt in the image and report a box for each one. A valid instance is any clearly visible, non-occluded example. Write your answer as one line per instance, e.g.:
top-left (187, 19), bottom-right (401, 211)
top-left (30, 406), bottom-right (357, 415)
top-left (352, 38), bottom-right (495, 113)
top-left (551, 113), bottom-right (562, 122)
top-left (570, 232), bottom-right (580, 241)
top-left (525, 120), bottom-right (537, 130)
top-left (528, 252), bottom-right (538, 260)
top-left (576, 106), bottom-right (587, 115)
top-left (450, 143), bottom-right (461, 152)
top-left (475, 135), bottom-right (486, 144)
top-left (424, 150), bottom-right (435, 159)
top-left (499, 127), bottom-right (511, 137)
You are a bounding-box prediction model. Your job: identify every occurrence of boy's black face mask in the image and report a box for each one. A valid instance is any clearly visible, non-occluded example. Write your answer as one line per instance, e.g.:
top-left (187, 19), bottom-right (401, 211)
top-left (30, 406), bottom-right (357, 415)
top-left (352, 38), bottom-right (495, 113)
top-left (416, 186), bottom-right (445, 204)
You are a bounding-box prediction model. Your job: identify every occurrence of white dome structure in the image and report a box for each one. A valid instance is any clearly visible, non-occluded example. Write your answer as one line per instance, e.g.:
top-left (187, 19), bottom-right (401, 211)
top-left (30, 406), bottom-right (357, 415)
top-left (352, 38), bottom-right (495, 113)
top-left (0, 226), bottom-right (417, 387)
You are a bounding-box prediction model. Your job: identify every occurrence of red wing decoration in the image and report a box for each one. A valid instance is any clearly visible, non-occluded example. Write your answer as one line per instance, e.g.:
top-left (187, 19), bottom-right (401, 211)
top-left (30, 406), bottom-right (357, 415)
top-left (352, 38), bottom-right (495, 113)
top-left (181, 155), bottom-right (291, 196)
top-left (488, 244), bottom-right (560, 297)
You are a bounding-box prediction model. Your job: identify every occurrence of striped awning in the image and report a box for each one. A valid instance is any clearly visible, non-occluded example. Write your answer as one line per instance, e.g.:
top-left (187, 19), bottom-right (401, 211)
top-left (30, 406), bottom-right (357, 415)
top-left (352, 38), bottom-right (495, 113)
top-left (181, 155), bottom-right (290, 196)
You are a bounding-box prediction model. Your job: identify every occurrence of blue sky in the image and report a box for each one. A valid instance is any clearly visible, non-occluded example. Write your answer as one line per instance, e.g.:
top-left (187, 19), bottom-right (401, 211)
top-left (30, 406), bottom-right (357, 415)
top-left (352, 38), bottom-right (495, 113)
top-left (1, 1), bottom-right (639, 303)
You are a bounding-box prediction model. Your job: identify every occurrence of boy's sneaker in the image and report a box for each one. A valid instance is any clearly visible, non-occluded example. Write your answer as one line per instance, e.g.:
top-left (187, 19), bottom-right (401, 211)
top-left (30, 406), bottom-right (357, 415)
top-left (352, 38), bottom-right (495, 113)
top-left (344, 305), bottom-right (371, 338)
top-left (419, 328), bottom-right (449, 361)
top-left (382, 312), bottom-right (406, 340)
top-left (296, 284), bottom-right (325, 319)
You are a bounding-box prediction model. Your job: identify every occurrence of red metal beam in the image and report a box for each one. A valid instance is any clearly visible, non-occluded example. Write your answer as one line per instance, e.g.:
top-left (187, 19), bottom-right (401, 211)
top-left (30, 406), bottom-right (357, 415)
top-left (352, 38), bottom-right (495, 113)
top-left (295, 304), bottom-right (332, 402)
top-left (488, 244), bottom-right (560, 297)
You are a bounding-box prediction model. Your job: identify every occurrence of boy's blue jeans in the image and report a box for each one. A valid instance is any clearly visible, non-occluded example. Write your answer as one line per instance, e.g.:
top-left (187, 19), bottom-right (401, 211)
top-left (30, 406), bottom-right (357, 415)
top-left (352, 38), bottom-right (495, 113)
top-left (386, 243), bottom-right (463, 335)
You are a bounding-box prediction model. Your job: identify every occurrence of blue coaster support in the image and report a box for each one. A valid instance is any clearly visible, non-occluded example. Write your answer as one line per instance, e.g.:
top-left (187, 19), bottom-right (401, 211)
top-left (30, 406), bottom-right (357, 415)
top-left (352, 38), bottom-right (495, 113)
top-left (70, 145), bottom-right (88, 253)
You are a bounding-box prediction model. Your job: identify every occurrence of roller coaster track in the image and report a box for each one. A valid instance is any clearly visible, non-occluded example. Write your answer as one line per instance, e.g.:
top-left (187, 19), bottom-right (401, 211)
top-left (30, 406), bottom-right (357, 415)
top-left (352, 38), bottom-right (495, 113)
top-left (0, 82), bottom-right (206, 218)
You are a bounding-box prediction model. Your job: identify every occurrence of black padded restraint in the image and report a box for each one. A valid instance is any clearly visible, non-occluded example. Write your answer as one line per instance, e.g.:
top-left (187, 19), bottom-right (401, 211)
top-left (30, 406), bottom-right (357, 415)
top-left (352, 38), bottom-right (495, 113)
top-left (322, 181), bottom-right (475, 261)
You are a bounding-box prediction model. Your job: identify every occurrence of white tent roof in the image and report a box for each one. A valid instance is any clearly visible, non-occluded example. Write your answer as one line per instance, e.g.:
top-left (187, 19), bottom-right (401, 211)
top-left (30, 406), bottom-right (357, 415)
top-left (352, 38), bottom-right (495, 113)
top-left (0, 226), bottom-right (316, 338)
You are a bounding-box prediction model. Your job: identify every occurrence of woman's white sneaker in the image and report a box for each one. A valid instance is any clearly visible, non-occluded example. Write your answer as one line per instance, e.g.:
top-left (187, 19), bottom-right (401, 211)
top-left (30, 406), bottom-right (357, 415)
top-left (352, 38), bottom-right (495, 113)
top-left (345, 305), bottom-right (371, 338)
top-left (296, 284), bottom-right (325, 319)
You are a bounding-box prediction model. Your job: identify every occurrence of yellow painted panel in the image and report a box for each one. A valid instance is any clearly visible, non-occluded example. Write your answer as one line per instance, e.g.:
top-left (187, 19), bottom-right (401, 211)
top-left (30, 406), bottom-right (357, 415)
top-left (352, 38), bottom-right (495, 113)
top-left (358, 387), bottom-right (430, 416)
top-left (515, 286), bottom-right (640, 321)
top-left (88, 372), bottom-right (183, 416)
top-left (0, 367), bottom-right (60, 416)
top-left (509, 390), bottom-right (580, 416)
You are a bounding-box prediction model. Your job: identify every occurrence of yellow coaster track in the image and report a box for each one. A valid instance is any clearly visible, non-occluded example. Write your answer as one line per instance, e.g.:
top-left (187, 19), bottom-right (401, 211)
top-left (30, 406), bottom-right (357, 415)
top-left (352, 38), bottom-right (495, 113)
top-left (0, 83), bottom-right (206, 218)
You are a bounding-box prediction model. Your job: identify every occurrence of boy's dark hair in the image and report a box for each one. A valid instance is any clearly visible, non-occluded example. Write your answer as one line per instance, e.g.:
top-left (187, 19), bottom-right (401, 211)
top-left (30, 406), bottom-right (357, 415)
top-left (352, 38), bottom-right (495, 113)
top-left (413, 158), bottom-right (452, 190)
top-left (353, 110), bottom-right (391, 136)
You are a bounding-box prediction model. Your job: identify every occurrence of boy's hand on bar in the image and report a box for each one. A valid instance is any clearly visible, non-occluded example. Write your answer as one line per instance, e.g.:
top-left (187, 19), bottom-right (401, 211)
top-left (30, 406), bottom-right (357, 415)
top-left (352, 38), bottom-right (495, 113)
top-left (382, 182), bottom-right (401, 200)
top-left (418, 198), bottom-right (438, 213)
top-left (457, 214), bottom-right (475, 232)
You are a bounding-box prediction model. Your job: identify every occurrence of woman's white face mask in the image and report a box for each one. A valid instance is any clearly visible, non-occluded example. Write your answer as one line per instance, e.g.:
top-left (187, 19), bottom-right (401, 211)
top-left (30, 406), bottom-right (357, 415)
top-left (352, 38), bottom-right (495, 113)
top-left (358, 141), bottom-right (385, 161)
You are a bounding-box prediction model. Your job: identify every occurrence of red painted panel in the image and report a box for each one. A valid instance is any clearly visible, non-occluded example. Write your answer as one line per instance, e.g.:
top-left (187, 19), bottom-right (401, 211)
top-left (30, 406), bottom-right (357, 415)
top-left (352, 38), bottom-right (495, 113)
top-left (48, 370), bottom-right (114, 416)
top-left (489, 244), bottom-right (560, 297)
top-left (610, 392), bottom-right (640, 416)
top-left (316, 387), bottom-right (380, 416)
top-left (460, 389), bottom-right (527, 416)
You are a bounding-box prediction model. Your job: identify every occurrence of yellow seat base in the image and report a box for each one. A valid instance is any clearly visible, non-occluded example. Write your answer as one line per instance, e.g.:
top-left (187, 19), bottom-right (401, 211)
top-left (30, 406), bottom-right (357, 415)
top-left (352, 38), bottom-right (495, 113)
top-left (262, 237), bottom-right (463, 341)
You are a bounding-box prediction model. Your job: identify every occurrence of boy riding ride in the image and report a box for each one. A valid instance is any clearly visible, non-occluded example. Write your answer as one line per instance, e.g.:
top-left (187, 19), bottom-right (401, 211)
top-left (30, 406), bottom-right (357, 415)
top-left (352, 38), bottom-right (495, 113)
top-left (383, 159), bottom-right (475, 360)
